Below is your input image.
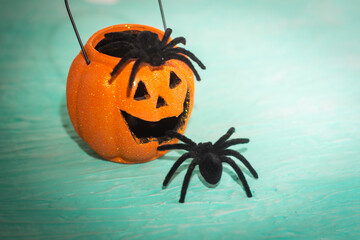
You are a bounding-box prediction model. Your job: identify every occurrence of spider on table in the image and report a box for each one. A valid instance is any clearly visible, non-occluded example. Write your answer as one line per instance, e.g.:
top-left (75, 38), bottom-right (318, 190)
top-left (158, 127), bottom-right (258, 203)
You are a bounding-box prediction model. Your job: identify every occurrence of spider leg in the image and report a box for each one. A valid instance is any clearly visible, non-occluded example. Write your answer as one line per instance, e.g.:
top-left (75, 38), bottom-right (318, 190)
top-left (216, 138), bottom-right (249, 151)
top-left (165, 47), bottom-right (206, 69)
top-left (221, 157), bottom-right (252, 198)
top-left (179, 160), bottom-right (197, 203)
top-left (157, 143), bottom-right (192, 152)
top-left (165, 131), bottom-right (196, 146)
top-left (111, 55), bottom-right (132, 77)
top-left (213, 127), bottom-right (235, 148)
top-left (110, 49), bottom-right (140, 77)
top-left (221, 149), bottom-right (258, 179)
top-left (164, 37), bottom-right (186, 49)
top-left (164, 53), bottom-right (201, 81)
top-left (163, 152), bottom-right (192, 186)
top-left (128, 59), bottom-right (142, 90)
top-left (160, 28), bottom-right (172, 47)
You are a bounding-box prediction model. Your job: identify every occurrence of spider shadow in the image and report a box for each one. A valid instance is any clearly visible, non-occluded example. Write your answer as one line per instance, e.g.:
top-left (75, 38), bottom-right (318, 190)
top-left (59, 94), bottom-right (103, 160)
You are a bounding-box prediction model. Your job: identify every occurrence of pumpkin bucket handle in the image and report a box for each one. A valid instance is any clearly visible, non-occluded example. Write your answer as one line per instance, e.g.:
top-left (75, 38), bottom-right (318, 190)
top-left (64, 0), bottom-right (91, 65)
top-left (64, 0), bottom-right (168, 65)
top-left (158, 0), bottom-right (167, 30)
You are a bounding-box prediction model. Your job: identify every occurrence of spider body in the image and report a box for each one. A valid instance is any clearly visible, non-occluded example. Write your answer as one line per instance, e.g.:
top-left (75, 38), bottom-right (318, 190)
top-left (158, 127), bottom-right (258, 203)
top-left (198, 151), bottom-right (223, 185)
top-left (95, 28), bottom-right (205, 91)
top-left (191, 142), bottom-right (223, 185)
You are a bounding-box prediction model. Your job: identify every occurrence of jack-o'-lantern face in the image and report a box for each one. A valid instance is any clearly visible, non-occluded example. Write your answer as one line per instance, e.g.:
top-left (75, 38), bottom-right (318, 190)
top-left (66, 24), bottom-right (204, 163)
top-left (120, 67), bottom-right (190, 145)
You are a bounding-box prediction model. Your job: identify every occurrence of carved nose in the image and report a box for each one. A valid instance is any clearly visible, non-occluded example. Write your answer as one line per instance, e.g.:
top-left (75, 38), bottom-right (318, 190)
top-left (156, 96), bottom-right (167, 108)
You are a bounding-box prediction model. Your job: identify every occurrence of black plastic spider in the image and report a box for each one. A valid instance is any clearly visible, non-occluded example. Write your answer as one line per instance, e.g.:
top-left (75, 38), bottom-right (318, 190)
top-left (157, 127), bottom-right (258, 203)
top-left (96, 28), bottom-right (205, 90)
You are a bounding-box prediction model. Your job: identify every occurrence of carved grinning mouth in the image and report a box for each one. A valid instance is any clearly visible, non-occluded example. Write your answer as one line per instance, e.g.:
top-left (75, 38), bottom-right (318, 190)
top-left (121, 90), bottom-right (190, 144)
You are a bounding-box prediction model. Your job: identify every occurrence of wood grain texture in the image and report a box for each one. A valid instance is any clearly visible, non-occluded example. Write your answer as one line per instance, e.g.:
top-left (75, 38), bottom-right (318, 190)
top-left (1, 0), bottom-right (359, 239)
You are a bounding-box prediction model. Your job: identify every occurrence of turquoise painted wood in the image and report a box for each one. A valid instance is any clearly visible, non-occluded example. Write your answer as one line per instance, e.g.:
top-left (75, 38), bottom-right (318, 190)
top-left (1, 0), bottom-right (359, 239)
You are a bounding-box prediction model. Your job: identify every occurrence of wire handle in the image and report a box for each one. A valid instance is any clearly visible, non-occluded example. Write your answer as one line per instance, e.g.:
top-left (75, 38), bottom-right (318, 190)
top-left (158, 0), bottom-right (167, 30)
top-left (65, 0), bottom-right (169, 65)
top-left (64, 0), bottom-right (91, 65)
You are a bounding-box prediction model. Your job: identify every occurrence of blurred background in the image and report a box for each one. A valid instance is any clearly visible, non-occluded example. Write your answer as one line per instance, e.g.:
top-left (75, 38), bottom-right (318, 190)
top-left (1, 0), bottom-right (359, 239)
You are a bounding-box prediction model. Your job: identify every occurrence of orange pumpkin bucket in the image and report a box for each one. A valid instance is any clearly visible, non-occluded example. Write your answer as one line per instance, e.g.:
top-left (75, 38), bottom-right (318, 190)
top-left (65, 2), bottom-right (205, 163)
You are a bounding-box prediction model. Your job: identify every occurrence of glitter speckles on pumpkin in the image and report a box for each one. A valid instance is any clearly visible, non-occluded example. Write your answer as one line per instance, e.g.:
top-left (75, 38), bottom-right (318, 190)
top-left (66, 24), bottom-right (195, 163)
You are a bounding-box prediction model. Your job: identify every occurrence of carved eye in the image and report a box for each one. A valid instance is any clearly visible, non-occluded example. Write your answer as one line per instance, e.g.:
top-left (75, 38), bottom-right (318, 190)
top-left (156, 96), bottom-right (167, 108)
top-left (169, 71), bottom-right (181, 89)
top-left (134, 81), bottom-right (149, 100)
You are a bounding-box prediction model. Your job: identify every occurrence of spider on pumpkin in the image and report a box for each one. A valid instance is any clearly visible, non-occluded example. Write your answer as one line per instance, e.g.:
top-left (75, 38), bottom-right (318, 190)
top-left (96, 28), bottom-right (206, 89)
top-left (158, 127), bottom-right (258, 203)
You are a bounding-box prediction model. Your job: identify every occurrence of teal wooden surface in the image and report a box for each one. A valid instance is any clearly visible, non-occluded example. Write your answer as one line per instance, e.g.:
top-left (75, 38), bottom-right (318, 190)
top-left (1, 0), bottom-right (359, 239)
